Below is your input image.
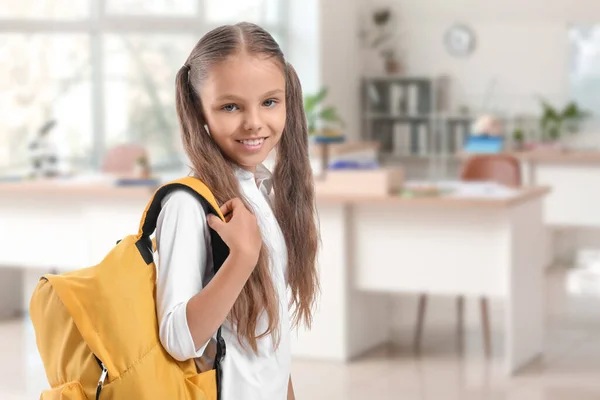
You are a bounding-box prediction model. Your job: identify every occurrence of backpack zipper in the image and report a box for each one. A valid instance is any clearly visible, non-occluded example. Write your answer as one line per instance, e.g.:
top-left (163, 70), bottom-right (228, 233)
top-left (94, 355), bottom-right (108, 400)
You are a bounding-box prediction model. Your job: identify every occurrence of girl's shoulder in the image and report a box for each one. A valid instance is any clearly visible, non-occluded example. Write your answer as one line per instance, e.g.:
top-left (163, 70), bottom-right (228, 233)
top-left (160, 188), bottom-right (211, 222)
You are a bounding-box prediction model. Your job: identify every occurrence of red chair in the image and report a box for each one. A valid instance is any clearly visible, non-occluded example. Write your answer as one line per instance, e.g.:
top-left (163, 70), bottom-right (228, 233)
top-left (460, 154), bottom-right (521, 187)
top-left (101, 143), bottom-right (148, 176)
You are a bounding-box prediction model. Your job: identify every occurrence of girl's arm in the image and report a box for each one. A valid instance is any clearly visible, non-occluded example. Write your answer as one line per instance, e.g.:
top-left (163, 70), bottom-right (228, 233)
top-left (155, 190), bottom-right (214, 361)
top-left (186, 197), bottom-right (262, 350)
top-left (185, 249), bottom-right (256, 349)
top-left (156, 192), bottom-right (262, 358)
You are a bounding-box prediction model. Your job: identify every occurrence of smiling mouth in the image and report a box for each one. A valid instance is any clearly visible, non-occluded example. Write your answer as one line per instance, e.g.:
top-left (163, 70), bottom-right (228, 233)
top-left (236, 137), bottom-right (267, 146)
top-left (235, 137), bottom-right (268, 152)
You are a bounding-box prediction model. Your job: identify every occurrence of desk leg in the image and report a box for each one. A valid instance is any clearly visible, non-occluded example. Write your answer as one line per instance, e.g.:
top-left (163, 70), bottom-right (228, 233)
top-left (521, 160), bottom-right (556, 269)
top-left (290, 204), bottom-right (350, 360)
top-left (505, 199), bottom-right (545, 374)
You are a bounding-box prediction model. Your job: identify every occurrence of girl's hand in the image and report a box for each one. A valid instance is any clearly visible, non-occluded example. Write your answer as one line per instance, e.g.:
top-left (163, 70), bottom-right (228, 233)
top-left (207, 198), bottom-right (262, 269)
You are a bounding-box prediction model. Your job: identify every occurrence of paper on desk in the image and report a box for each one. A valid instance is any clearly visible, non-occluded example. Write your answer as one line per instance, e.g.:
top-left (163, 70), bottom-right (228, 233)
top-left (406, 180), bottom-right (519, 199)
top-left (448, 182), bottom-right (518, 199)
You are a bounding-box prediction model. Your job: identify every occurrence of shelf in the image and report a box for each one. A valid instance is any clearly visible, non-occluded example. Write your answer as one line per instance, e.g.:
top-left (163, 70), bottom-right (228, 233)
top-left (438, 115), bottom-right (473, 122)
top-left (366, 113), bottom-right (474, 122)
top-left (366, 113), bottom-right (430, 122)
top-left (363, 76), bottom-right (432, 84)
top-left (381, 153), bottom-right (463, 162)
top-left (361, 76), bottom-right (479, 180)
top-left (380, 153), bottom-right (435, 162)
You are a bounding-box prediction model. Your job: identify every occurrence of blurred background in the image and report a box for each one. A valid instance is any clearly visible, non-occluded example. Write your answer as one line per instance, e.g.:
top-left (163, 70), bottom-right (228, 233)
top-left (3, 0), bottom-right (600, 399)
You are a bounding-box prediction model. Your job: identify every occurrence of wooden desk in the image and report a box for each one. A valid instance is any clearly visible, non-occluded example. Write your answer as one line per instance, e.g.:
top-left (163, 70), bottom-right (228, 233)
top-left (0, 178), bottom-right (550, 376)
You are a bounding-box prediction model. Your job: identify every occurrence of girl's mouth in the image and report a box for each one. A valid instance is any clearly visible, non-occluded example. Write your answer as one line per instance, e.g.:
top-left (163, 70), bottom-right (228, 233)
top-left (236, 137), bottom-right (266, 151)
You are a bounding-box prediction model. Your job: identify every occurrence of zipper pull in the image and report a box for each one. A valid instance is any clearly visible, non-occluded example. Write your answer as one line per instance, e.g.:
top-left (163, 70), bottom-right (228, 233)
top-left (95, 360), bottom-right (108, 400)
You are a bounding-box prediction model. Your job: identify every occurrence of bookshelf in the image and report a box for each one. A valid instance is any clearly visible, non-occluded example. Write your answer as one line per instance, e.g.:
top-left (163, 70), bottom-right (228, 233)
top-left (361, 76), bottom-right (476, 178)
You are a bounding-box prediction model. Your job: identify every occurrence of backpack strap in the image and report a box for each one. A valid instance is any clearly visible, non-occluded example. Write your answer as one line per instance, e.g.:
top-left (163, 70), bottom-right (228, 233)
top-left (136, 177), bottom-right (228, 397)
top-left (136, 177), bottom-right (224, 239)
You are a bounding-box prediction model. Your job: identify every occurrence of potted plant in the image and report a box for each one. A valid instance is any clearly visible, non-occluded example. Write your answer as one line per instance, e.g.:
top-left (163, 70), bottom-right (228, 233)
top-left (539, 99), bottom-right (590, 143)
top-left (304, 87), bottom-right (346, 178)
top-left (359, 7), bottom-right (403, 75)
top-left (134, 154), bottom-right (151, 179)
top-left (303, 87), bottom-right (345, 138)
top-left (512, 128), bottom-right (525, 151)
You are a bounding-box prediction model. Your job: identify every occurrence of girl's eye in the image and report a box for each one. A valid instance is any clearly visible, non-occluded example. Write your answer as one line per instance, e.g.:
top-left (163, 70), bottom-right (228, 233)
top-left (221, 104), bottom-right (238, 112)
top-left (263, 99), bottom-right (277, 108)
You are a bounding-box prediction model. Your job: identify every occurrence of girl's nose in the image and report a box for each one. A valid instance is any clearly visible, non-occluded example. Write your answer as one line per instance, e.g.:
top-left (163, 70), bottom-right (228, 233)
top-left (243, 110), bottom-right (263, 132)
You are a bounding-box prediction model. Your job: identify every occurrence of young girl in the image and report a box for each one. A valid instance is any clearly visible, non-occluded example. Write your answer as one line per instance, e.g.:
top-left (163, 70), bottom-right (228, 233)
top-left (154, 22), bottom-right (319, 400)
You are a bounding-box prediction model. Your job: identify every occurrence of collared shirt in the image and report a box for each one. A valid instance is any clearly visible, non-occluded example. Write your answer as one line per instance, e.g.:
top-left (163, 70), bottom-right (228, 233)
top-left (153, 164), bottom-right (290, 400)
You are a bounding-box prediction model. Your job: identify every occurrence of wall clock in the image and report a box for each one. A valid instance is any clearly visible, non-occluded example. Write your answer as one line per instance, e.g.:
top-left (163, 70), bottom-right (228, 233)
top-left (444, 24), bottom-right (476, 57)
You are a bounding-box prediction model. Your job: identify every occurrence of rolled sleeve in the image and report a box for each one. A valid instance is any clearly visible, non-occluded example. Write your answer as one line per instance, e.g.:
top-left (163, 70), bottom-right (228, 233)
top-left (159, 301), bottom-right (208, 361)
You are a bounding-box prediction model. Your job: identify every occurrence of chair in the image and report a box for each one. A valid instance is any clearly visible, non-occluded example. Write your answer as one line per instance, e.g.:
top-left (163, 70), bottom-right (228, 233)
top-left (414, 154), bottom-right (521, 356)
top-left (101, 143), bottom-right (149, 176)
top-left (459, 154), bottom-right (521, 187)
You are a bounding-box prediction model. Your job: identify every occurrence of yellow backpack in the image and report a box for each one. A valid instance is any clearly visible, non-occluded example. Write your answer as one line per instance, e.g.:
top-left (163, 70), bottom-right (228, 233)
top-left (29, 177), bottom-right (228, 400)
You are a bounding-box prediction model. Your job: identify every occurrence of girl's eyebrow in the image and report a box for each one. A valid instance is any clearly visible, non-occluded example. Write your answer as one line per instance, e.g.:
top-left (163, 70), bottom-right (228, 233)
top-left (262, 89), bottom-right (284, 97)
top-left (216, 89), bottom-right (284, 102)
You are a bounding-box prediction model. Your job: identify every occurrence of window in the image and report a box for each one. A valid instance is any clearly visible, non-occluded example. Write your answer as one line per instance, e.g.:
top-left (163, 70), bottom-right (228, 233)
top-left (203, 0), bottom-right (281, 25)
top-left (0, 0), bottom-right (287, 173)
top-left (0, 0), bottom-right (90, 19)
top-left (570, 25), bottom-right (600, 128)
top-left (105, 0), bottom-right (197, 16)
top-left (104, 33), bottom-right (198, 166)
top-left (0, 34), bottom-right (92, 170)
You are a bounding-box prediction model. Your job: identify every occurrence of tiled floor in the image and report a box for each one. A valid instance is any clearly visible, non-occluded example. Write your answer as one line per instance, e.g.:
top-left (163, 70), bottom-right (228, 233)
top-left (1, 268), bottom-right (600, 399)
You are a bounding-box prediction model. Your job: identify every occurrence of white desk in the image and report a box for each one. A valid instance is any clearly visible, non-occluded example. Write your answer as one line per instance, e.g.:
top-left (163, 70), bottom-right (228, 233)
top-left (511, 151), bottom-right (600, 266)
top-left (516, 151), bottom-right (600, 227)
top-left (0, 178), bottom-right (549, 376)
top-left (292, 183), bottom-right (550, 376)
top-left (458, 151), bottom-right (600, 265)
top-left (0, 179), bottom-right (157, 320)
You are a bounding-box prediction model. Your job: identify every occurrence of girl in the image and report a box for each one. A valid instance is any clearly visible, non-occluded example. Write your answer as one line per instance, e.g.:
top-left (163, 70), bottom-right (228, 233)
top-left (154, 22), bottom-right (319, 400)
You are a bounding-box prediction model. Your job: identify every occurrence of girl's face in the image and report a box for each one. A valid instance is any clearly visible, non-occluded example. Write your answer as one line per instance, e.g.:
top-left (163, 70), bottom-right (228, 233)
top-left (199, 53), bottom-right (286, 173)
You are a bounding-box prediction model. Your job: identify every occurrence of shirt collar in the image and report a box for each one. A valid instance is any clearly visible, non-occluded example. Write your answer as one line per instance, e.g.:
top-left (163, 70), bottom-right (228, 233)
top-left (233, 163), bottom-right (273, 195)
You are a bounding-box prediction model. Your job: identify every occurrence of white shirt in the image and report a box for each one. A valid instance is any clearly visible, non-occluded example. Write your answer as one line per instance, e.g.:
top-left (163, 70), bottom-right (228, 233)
top-left (153, 164), bottom-right (290, 400)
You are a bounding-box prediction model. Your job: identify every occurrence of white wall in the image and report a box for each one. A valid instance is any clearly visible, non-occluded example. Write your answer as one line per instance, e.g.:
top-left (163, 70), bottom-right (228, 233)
top-left (319, 0), bottom-right (362, 141)
top-left (287, 0), bottom-right (320, 95)
top-left (288, 0), bottom-right (361, 142)
top-left (363, 0), bottom-right (600, 115)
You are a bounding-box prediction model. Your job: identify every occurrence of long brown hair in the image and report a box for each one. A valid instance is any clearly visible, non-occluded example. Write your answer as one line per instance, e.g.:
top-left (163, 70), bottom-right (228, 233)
top-left (174, 22), bottom-right (319, 353)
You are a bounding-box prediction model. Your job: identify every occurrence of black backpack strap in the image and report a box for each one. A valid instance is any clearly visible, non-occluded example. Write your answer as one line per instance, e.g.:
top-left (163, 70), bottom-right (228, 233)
top-left (135, 178), bottom-right (228, 398)
top-left (209, 221), bottom-right (229, 400)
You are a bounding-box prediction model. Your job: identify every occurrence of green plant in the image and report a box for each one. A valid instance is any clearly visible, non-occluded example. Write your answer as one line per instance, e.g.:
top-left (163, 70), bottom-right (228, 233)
top-left (539, 99), bottom-right (590, 141)
top-left (303, 87), bottom-right (344, 135)
top-left (512, 128), bottom-right (524, 143)
top-left (136, 154), bottom-right (149, 168)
